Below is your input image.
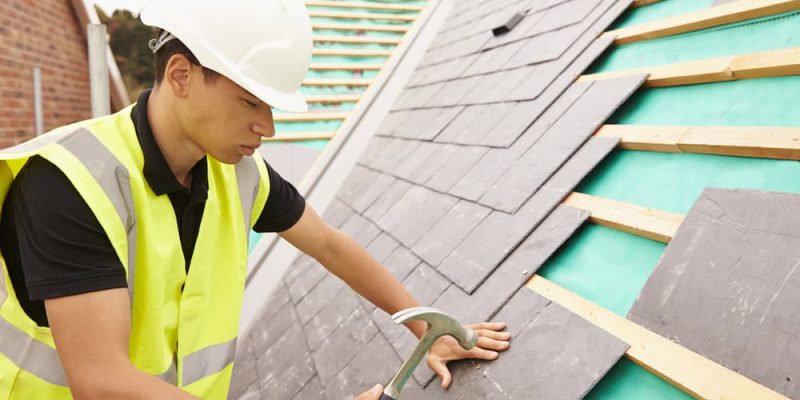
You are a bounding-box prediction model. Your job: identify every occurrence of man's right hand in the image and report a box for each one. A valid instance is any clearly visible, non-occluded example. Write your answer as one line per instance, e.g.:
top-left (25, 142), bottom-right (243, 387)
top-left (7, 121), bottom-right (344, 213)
top-left (355, 384), bottom-right (383, 400)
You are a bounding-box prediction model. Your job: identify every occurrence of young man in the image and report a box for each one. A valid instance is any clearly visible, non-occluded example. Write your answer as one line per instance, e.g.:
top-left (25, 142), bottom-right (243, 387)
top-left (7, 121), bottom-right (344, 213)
top-left (0, 1), bottom-right (509, 398)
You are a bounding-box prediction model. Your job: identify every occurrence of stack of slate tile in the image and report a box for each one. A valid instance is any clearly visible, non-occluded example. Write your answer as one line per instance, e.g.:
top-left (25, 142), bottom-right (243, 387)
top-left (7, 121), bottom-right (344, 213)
top-left (230, 0), bottom-right (653, 398)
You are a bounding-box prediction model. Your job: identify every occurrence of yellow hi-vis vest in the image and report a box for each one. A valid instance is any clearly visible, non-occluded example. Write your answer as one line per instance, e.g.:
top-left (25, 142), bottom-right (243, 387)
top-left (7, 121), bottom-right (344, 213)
top-left (0, 105), bottom-right (270, 399)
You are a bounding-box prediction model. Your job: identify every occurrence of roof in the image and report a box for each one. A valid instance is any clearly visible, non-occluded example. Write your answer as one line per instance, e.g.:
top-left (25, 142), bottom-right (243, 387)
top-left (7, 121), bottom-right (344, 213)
top-left (231, 0), bottom-right (800, 398)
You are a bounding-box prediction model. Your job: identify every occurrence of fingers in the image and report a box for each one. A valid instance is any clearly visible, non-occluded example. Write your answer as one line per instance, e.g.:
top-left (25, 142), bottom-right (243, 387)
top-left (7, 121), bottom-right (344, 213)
top-left (476, 329), bottom-right (511, 341)
top-left (467, 346), bottom-right (500, 361)
top-left (468, 322), bottom-right (507, 331)
top-left (428, 357), bottom-right (453, 389)
top-left (476, 336), bottom-right (511, 352)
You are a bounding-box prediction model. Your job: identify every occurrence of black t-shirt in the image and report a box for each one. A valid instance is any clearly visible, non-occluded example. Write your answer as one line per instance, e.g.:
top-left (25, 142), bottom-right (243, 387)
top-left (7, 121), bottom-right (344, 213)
top-left (0, 90), bottom-right (306, 327)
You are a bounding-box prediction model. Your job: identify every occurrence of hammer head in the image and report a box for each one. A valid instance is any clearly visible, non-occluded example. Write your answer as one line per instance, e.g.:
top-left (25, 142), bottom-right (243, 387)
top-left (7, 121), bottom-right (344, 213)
top-left (392, 307), bottom-right (477, 350)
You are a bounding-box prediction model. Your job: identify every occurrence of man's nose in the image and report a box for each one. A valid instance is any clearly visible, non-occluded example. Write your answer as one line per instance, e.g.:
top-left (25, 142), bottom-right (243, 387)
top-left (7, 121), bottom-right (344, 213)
top-left (252, 108), bottom-right (275, 138)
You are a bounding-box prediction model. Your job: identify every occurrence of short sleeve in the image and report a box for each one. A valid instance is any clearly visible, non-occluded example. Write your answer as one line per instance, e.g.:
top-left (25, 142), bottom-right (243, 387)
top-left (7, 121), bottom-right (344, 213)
top-left (252, 159), bottom-right (306, 233)
top-left (1, 156), bottom-right (127, 302)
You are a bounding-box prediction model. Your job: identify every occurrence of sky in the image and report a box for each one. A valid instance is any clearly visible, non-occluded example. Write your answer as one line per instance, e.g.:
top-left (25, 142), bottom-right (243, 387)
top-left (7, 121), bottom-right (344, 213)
top-left (93, 0), bottom-right (145, 15)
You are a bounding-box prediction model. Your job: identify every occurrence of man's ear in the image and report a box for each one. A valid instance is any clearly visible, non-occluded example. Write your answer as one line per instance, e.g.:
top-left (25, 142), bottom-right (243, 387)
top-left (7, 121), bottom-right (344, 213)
top-left (164, 54), bottom-right (193, 97)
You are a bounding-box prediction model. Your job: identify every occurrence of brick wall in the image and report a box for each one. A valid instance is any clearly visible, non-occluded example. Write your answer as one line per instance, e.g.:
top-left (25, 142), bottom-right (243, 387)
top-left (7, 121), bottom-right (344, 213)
top-left (0, 0), bottom-right (92, 148)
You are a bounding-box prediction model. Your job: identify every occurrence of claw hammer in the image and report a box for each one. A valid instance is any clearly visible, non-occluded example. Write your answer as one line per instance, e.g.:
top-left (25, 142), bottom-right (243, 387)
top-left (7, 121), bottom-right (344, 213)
top-left (380, 307), bottom-right (477, 400)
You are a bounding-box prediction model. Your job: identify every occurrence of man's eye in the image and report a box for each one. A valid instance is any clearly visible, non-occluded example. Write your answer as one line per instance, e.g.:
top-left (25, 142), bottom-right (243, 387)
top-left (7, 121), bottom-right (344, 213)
top-left (243, 99), bottom-right (258, 108)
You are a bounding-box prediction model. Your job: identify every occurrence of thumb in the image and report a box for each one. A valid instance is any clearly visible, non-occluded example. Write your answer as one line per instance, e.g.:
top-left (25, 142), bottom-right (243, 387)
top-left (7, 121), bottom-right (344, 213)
top-left (429, 359), bottom-right (452, 389)
top-left (370, 384), bottom-right (383, 394)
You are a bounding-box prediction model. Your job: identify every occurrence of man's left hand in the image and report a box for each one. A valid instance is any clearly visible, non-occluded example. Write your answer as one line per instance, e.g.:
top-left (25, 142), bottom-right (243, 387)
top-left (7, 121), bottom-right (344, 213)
top-left (426, 322), bottom-right (511, 388)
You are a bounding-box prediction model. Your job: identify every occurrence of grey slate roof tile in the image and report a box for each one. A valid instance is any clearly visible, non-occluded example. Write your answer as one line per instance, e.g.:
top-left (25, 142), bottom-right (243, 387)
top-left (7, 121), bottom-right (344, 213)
top-left (290, 375), bottom-right (323, 400)
top-left (296, 274), bottom-right (346, 325)
top-left (450, 77), bottom-right (591, 201)
top-left (527, 0), bottom-right (601, 36)
top-left (461, 40), bottom-right (528, 78)
top-left (393, 141), bottom-right (443, 181)
top-left (358, 136), bottom-right (391, 168)
top-left (432, 204), bottom-right (588, 323)
top-left (540, 136), bottom-right (621, 195)
top-left (540, 74), bottom-right (648, 150)
top-left (255, 323), bottom-right (316, 400)
top-left (375, 111), bottom-right (407, 137)
top-left (478, 142), bottom-right (573, 213)
top-left (412, 200), bottom-right (492, 266)
top-left (448, 148), bottom-right (521, 202)
top-left (365, 232), bottom-right (400, 264)
top-left (458, 72), bottom-right (507, 105)
top-left (339, 212), bottom-right (382, 247)
top-left (434, 104), bottom-right (483, 143)
top-left (322, 333), bottom-right (404, 400)
top-left (250, 298), bottom-right (299, 356)
top-left (347, 171), bottom-right (396, 214)
top-left (401, 263), bottom-right (452, 307)
top-left (406, 143), bottom-right (460, 185)
top-left (482, 10), bottom-right (547, 49)
top-left (628, 189), bottom-right (800, 398)
top-left (303, 288), bottom-right (362, 351)
top-left (452, 103), bottom-right (517, 145)
top-left (505, 23), bottom-right (585, 69)
top-left (479, 99), bottom-right (543, 148)
top-left (422, 295), bottom-right (629, 399)
top-left (321, 198), bottom-right (355, 229)
top-left (312, 306), bottom-right (379, 383)
top-left (417, 107), bottom-right (465, 140)
top-left (367, 138), bottom-right (421, 173)
top-left (478, 66), bottom-right (538, 104)
top-left (377, 186), bottom-right (458, 248)
top-left (447, 31), bottom-right (493, 61)
top-left (229, 335), bottom-right (259, 399)
top-left (383, 245), bottom-right (422, 282)
top-left (363, 179), bottom-right (413, 222)
top-left (505, 60), bottom-right (563, 101)
top-left (426, 76), bottom-right (483, 108)
top-left (285, 256), bottom-right (327, 304)
top-left (425, 146), bottom-right (489, 193)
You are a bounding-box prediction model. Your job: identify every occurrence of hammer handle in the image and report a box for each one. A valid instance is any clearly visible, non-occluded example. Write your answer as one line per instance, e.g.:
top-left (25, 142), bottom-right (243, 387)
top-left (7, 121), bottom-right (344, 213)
top-left (379, 393), bottom-right (395, 400)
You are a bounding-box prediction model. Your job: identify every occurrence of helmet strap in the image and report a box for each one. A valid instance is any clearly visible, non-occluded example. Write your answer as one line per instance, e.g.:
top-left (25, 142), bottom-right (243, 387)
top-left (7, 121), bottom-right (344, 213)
top-left (148, 31), bottom-right (177, 53)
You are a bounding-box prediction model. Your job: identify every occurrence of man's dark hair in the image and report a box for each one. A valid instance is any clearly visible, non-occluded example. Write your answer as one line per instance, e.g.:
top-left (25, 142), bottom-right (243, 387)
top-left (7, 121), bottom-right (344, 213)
top-left (153, 29), bottom-right (220, 85)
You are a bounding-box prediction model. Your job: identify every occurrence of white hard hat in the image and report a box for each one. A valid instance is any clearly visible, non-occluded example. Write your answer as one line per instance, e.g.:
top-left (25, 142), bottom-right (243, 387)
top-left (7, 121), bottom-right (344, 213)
top-left (140, 0), bottom-right (312, 113)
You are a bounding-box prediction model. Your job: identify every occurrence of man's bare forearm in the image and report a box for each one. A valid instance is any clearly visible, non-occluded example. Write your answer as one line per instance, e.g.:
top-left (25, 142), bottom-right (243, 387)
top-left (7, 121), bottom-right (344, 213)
top-left (71, 364), bottom-right (198, 400)
top-left (321, 229), bottom-right (427, 338)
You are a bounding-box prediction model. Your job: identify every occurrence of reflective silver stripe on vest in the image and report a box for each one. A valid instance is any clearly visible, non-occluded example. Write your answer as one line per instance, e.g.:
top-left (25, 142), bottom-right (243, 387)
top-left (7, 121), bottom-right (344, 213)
top-left (58, 130), bottom-right (137, 299)
top-left (0, 317), bottom-right (68, 386)
top-left (235, 157), bottom-right (260, 241)
top-left (156, 355), bottom-right (177, 384)
top-left (182, 338), bottom-right (237, 386)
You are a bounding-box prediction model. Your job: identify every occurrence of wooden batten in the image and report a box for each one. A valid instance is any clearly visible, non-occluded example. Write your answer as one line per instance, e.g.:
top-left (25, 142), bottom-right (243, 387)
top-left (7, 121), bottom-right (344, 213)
top-left (305, 94), bottom-right (362, 104)
top-left (310, 10), bottom-right (417, 22)
top-left (274, 113), bottom-right (348, 122)
top-left (604, 0), bottom-right (800, 44)
top-left (563, 192), bottom-right (683, 243)
top-left (526, 276), bottom-right (789, 400)
top-left (579, 47), bottom-right (800, 87)
top-left (596, 124), bottom-right (800, 160)
top-left (632, 0), bottom-right (663, 7)
top-left (312, 23), bottom-right (410, 33)
top-left (263, 131), bottom-right (336, 142)
top-left (303, 78), bottom-right (373, 87)
top-left (310, 63), bottom-right (383, 71)
top-left (306, 1), bottom-right (424, 12)
top-left (314, 35), bottom-right (401, 45)
top-left (313, 48), bottom-right (393, 57)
